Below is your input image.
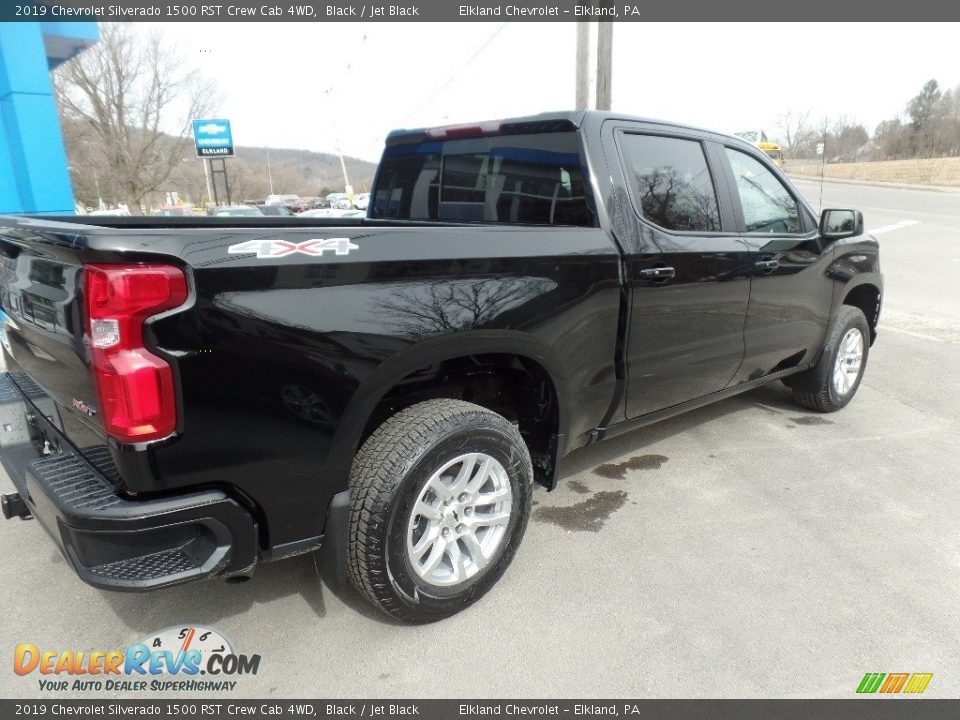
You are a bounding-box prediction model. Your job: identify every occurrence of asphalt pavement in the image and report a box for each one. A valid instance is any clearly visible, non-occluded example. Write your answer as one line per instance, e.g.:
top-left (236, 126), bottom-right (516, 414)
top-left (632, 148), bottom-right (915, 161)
top-left (1, 178), bottom-right (958, 699)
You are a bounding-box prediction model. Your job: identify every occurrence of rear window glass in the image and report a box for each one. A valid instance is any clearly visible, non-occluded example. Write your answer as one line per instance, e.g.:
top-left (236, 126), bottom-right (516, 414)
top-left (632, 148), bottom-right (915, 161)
top-left (372, 132), bottom-right (596, 227)
top-left (619, 133), bottom-right (721, 232)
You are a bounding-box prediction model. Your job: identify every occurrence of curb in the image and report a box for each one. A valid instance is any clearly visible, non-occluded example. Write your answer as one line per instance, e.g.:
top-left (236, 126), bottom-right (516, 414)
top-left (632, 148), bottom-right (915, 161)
top-left (786, 173), bottom-right (960, 194)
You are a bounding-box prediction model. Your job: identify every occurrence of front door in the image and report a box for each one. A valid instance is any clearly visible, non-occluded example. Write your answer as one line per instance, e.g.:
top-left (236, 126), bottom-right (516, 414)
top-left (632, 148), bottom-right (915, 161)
top-left (718, 146), bottom-right (835, 382)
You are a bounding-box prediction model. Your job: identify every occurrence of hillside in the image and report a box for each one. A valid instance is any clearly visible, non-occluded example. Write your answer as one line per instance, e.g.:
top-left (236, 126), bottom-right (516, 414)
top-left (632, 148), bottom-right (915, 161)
top-left (225, 145), bottom-right (379, 203)
top-left (61, 113), bottom-right (379, 209)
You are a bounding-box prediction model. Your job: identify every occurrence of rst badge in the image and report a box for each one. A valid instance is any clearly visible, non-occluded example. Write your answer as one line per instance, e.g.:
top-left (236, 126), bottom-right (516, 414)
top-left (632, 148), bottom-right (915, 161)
top-left (227, 238), bottom-right (359, 259)
top-left (71, 398), bottom-right (97, 418)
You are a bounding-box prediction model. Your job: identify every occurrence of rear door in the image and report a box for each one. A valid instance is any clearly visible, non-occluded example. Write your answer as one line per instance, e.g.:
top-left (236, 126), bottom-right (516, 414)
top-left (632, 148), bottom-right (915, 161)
top-left (605, 125), bottom-right (753, 418)
top-left (717, 145), bottom-right (833, 382)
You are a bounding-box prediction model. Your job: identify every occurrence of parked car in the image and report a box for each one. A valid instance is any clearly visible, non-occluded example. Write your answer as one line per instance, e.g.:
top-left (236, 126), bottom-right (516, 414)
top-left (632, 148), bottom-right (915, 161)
top-left (209, 205), bottom-right (264, 217)
top-left (324, 192), bottom-right (352, 210)
top-left (87, 208), bottom-right (130, 216)
top-left (352, 193), bottom-right (369, 211)
top-left (296, 208), bottom-right (366, 219)
top-left (287, 197), bottom-right (317, 214)
top-left (264, 194), bottom-right (300, 206)
top-left (255, 204), bottom-right (296, 217)
top-left (152, 205), bottom-right (195, 217)
top-left (0, 111), bottom-right (881, 623)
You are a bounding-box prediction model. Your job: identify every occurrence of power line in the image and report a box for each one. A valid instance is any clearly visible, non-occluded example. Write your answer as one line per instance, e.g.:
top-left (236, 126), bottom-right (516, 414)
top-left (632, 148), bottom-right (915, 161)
top-left (399, 23), bottom-right (509, 125)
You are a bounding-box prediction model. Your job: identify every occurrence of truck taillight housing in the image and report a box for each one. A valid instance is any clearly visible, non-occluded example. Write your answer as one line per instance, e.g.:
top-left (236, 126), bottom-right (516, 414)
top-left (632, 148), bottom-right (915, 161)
top-left (84, 264), bottom-right (188, 443)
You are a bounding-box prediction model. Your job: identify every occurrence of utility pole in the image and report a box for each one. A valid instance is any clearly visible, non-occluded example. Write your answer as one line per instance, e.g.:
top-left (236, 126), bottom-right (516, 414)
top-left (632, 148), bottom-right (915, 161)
top-left (339, 148), bottom-right (352, 195)
top-left (266, 149), bottom-right (275, 195)
top-left (596, 22), bottom-right (613, 111)
top-left (575, 22), bottom-right (590, 110)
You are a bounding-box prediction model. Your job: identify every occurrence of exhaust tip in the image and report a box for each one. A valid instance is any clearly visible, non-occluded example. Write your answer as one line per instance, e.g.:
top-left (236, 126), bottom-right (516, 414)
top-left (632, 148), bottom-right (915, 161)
top-left (1, 493), bottom-right (31, 520)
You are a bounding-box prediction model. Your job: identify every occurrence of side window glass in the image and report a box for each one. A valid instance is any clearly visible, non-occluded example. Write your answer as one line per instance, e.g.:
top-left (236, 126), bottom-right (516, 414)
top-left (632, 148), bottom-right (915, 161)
top-left (725, 148), bottom-right (802, 233)
top-left (618, 133), bottom-right (721, 232)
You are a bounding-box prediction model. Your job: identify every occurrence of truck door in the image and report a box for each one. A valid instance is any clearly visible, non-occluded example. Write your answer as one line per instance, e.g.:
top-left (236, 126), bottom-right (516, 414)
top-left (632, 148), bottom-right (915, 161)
top-left (716, 145), bottom-right (834, 382)
top-left (608, 129), bottom-right (752, 418)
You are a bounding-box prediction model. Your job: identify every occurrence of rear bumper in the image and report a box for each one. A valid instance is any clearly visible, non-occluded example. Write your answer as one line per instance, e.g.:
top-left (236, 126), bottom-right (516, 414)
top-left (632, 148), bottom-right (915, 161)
top-left (0, 373), bottom-right (258, 591)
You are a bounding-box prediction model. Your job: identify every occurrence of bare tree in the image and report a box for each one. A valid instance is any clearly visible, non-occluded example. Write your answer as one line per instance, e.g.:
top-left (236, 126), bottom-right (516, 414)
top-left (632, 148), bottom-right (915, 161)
top-left (828, 115), bottom-right (869, 161)
top-left (775, 109), bottom-right (814, 154)
top-left (54, 23), bottom-right (217, 213)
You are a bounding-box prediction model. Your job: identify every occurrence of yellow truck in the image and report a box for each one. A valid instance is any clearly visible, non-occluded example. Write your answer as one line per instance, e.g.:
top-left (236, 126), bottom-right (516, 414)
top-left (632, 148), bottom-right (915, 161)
top-left (735, 130), bottom-right (784, 168)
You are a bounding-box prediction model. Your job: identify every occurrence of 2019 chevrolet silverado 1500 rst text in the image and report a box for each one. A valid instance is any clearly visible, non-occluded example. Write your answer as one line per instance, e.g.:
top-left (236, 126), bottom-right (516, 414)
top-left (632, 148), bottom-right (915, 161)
top-left (0, 112), bottom-right (881, 622)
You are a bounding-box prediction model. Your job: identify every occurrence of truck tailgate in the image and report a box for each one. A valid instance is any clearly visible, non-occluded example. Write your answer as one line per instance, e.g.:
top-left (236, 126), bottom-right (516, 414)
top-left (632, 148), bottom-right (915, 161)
top-left (0, 217), bottom-right (188, 485)
top-left (0, 224), bottom-right (105, 440)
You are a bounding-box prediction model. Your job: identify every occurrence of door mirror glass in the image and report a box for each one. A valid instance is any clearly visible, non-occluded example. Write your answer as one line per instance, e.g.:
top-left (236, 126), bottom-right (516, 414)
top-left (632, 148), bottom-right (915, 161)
top-left (819, 209), bottom-right (864, 240)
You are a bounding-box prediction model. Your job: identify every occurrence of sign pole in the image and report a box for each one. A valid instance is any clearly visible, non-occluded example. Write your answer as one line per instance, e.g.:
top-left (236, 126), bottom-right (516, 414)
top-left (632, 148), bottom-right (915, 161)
top-left (221, 159), bottom-right (232, 206)
top-left (203, 158), bottom-right (215, 206)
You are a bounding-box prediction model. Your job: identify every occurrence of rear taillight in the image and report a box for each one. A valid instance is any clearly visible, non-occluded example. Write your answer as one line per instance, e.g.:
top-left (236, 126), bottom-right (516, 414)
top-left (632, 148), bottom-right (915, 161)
top-left (84, 264), bottom-right (188, 443)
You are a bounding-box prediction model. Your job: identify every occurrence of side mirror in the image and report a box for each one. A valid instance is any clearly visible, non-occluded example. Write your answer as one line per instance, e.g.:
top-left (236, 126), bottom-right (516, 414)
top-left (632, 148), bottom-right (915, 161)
top-left (819, 208), bottom-right (864, 240)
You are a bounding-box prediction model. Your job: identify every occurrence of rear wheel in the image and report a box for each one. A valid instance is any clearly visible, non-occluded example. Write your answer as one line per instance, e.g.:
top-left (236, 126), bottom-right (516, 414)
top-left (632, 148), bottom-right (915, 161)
top-left (347, 399), bottom-right (532, 623)
top-left (789, 305), bottom-right (870, 412)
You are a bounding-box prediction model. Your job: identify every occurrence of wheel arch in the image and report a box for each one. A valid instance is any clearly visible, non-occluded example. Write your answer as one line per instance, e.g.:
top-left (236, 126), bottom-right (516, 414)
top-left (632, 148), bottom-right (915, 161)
top-left (328, 331), bottom-right (570, 492)
top-left (841, 280), bottom-right (882, 344)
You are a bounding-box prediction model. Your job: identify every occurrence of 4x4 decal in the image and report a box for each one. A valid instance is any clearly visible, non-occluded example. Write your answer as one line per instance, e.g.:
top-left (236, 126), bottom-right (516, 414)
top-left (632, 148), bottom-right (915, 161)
top-left (227, 238), bottom-right (359, 258)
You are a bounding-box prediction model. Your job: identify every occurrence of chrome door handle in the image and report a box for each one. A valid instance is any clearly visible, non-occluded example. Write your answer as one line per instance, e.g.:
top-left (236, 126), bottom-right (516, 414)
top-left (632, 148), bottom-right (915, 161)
top-left (638, 266), bottom-right (675, 280)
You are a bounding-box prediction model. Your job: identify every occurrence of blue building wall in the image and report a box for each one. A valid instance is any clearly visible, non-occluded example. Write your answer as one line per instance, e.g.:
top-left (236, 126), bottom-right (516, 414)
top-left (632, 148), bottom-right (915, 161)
top-left (0, 22), bottom-right (98, 214)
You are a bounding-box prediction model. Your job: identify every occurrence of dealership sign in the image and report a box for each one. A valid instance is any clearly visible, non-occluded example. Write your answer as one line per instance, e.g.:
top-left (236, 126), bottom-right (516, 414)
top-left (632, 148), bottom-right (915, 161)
top-left (193, 118), bottom-right (235, 157)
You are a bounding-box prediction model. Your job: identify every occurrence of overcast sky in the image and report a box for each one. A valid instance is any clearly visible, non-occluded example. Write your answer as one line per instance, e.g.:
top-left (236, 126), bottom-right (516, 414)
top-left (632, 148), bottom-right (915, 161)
top-left (152, 22), bottom-right (960, 161)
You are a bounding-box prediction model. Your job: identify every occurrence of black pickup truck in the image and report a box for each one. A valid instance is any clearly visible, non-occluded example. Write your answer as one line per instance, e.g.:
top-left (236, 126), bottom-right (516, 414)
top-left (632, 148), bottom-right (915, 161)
top-left (0, 112), bottom-right (881, 622)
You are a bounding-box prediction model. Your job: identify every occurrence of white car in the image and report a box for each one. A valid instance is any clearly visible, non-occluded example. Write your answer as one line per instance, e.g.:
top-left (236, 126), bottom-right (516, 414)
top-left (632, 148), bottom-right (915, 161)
top-left (265, 194), bottom-right (300, 206)
top-left (88, 208), bottom-right (131, 216)
top-left (324, 193), bottom-right (354, 210)
top-left (353, 193), bottom-right (370, 211)
top-left (297, 208), bottom-right (366, 219)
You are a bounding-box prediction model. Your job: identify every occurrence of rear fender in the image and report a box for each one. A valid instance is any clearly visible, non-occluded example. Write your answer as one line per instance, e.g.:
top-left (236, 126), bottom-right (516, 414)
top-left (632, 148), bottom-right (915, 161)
top-left (323, 331), bottom-right (571, 493)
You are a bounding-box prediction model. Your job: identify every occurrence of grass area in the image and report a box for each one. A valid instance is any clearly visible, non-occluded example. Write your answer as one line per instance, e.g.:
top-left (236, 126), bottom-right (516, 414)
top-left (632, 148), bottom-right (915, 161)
top-left (786, 157), bottom-right (960, 187)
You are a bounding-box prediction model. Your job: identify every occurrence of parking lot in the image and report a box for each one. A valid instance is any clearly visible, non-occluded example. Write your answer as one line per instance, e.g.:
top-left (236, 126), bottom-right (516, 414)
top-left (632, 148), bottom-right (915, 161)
top-left (2, 177), bottom-right (958, 699)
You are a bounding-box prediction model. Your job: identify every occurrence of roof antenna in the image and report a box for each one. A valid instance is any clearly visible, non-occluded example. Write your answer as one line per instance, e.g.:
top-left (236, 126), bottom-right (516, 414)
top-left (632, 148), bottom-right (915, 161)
top-left (818, 134), bottom-right (826, 212)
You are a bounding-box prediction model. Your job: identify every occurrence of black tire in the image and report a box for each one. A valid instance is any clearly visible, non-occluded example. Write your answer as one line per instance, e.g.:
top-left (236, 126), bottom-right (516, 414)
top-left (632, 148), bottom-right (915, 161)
top-left (788, 305), bottom-right (871, 412)
top-left (347, 399), bottom-right (533, 623)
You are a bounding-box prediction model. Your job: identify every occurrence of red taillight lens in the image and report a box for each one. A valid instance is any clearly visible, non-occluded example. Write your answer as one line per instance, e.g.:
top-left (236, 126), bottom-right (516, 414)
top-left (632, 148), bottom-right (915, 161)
top-left (84, 264), bottom-right (188, 443)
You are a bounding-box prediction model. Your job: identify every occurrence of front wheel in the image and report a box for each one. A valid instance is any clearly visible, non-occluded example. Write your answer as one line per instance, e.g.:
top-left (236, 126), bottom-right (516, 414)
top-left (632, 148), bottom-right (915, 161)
top-left (788, 305), bottom-right (871, 412)
top-left (347, 399), bottom-right (532, 623)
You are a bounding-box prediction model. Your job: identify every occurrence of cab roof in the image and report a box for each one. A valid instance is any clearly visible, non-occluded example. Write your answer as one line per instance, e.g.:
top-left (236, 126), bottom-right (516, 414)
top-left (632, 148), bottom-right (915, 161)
top-left (385, 110), bottom-right (752, 149)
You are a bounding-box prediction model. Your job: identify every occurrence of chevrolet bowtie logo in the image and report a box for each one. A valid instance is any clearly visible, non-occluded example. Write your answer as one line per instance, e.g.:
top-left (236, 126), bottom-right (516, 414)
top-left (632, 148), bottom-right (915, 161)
top-left (227, 238), bottom-right (359, 258)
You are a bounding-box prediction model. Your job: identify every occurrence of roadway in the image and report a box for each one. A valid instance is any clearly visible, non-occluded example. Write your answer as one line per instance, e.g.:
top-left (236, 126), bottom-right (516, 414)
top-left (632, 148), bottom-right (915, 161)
top-left (1, 178), bottom-right (958, 699)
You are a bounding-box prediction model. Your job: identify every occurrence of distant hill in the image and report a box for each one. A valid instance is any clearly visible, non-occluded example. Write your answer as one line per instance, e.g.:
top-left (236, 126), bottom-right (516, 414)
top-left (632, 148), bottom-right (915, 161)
top-left (62, 113), bottom-right (379, 209)
top-left (226, 145), bottom-right (379, 203)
